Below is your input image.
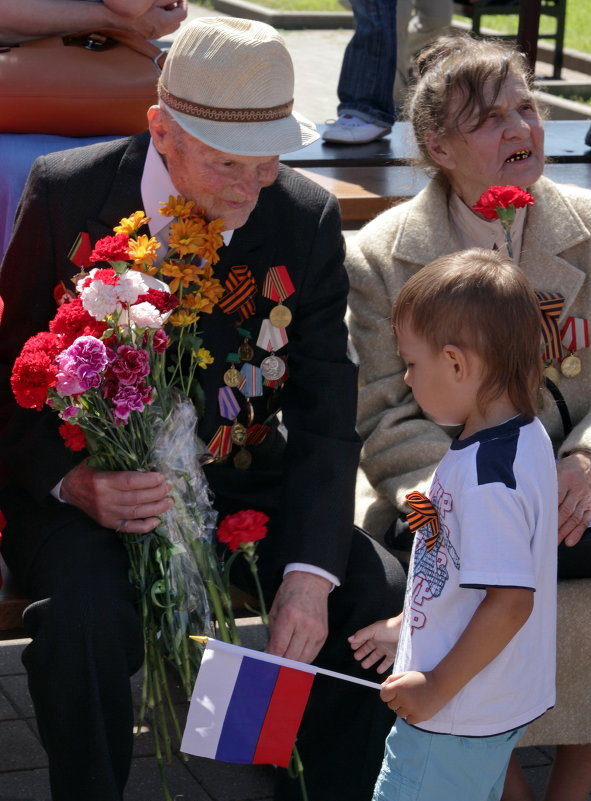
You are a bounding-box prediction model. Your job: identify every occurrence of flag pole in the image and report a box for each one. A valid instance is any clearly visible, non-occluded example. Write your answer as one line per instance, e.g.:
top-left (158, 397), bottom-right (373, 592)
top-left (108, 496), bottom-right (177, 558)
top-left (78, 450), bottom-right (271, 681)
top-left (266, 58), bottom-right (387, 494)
top-left (191, 636), bottom-right (383, 691)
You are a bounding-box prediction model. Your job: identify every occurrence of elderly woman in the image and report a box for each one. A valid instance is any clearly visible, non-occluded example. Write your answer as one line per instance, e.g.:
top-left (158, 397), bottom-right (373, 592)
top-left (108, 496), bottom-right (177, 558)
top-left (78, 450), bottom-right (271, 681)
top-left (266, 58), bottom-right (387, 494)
top-left (346, 33), bottom-right (591, 801)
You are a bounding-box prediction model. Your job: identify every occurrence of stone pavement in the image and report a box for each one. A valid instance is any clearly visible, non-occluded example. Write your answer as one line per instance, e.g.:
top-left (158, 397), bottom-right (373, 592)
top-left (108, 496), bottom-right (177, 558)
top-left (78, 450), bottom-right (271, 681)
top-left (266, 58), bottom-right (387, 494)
top-left (1, 4), bottom-right (590, 800)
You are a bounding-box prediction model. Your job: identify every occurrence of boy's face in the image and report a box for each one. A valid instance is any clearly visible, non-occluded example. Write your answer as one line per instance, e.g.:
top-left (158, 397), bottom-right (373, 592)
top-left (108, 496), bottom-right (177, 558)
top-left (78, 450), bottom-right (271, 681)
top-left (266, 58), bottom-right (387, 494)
top-left (396, 323), bottom-right (474, 428)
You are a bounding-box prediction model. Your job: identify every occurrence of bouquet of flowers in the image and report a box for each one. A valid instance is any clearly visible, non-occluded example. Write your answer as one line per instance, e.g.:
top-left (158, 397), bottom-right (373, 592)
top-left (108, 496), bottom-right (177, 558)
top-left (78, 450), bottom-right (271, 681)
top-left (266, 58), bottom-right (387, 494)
top-left (9, 197), bottom-right (242, 791)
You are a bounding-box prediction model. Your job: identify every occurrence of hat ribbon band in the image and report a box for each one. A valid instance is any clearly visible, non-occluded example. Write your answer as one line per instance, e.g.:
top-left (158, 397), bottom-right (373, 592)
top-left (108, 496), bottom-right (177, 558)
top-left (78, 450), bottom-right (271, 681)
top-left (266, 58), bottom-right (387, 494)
top-left (159, 83), bottom-right (293, 123)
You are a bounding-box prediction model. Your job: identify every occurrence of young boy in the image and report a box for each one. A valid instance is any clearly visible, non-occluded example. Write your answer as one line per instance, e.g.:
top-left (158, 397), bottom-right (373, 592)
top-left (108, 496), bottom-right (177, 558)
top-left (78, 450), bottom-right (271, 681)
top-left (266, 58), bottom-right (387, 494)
top-left (350, 248), bottom-right (557, 801)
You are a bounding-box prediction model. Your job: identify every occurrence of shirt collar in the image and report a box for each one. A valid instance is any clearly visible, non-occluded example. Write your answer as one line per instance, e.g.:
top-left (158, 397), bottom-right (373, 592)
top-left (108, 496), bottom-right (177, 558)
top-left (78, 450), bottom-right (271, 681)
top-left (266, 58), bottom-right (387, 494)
top-left (449, 192), bottom-right (527, 263)
top-left (140, 139), bottom-right (233, 246)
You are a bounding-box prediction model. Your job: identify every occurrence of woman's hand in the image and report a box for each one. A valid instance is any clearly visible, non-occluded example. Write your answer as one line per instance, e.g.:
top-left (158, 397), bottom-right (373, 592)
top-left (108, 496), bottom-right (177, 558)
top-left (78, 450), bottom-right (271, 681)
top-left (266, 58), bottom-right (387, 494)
top-left (557, 450), bottom-right (591, 545)
top-left (348, 615), bottom-right (402, 674)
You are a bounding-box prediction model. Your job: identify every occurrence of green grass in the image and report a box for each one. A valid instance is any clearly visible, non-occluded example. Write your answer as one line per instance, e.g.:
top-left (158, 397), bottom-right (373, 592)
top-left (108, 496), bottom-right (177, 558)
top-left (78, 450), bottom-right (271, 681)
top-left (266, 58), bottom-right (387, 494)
top-left (454, 2), bottom-right (591, 56)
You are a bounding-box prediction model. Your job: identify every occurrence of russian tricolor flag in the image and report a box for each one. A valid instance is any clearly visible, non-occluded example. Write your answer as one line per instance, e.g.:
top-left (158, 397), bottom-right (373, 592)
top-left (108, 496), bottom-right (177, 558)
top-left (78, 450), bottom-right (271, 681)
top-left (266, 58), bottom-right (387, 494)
top-left (181, 638), bottom-right (317, 767)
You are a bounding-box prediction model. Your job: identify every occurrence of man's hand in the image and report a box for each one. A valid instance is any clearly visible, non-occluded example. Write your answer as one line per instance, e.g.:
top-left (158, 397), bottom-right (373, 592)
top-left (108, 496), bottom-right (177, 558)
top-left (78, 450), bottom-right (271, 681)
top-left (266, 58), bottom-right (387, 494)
top-left (348, 615), bottom-right (402, 674)
top-left (557, 451), bottom-right (591, 546)
top-left (267, 571), bottom-right (331, 663)
top-left (380, 670), bottom-right (444, 725)
top-left (60, 459), bottom-right (173, 533)
top-left (105, 0), bottom-right (188, 40)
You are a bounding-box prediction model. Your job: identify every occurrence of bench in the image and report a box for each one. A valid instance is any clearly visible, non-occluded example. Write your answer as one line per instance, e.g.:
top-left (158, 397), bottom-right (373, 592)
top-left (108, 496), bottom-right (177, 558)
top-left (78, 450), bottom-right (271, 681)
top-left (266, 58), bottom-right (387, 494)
top-left (0, 555), bottom-right (29, 637)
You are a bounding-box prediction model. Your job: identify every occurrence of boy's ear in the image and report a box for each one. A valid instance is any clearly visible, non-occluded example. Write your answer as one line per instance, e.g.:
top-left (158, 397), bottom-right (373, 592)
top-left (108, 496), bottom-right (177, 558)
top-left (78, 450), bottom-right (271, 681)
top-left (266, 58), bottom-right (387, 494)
top-left (442, 344), bottom-right (468, 380)
top-left (424, 130), bottom-right (457, 171)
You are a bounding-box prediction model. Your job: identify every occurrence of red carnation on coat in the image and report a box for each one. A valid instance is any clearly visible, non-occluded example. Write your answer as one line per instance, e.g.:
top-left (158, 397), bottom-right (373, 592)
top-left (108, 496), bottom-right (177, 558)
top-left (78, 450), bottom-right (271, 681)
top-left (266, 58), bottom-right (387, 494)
top-left (217, 509), bottom-right (270, 552)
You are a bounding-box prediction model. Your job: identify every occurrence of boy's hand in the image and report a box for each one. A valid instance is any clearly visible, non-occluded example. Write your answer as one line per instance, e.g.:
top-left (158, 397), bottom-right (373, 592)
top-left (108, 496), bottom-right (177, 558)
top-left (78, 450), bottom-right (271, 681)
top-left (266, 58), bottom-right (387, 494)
top-left (380, 670), bottom-right (446, 725)
top-left (348, 615), bottom-right (402, 674)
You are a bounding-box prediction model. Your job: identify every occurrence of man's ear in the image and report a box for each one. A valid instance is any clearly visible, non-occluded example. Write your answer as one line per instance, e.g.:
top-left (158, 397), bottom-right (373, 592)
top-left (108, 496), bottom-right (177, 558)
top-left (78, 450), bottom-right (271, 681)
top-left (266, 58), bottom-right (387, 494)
top-left (424, 130), bottom-right (457, 171)
top-left (147, 105), bottom-right (171, 156)
top-left (442, 343), bottom-right (468, 380)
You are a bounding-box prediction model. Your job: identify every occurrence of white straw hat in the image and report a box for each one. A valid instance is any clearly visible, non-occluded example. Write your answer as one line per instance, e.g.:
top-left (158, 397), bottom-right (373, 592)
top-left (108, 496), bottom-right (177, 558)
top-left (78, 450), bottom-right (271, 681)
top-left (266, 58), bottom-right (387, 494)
top-left (158, 16), bottom-right (319, 156)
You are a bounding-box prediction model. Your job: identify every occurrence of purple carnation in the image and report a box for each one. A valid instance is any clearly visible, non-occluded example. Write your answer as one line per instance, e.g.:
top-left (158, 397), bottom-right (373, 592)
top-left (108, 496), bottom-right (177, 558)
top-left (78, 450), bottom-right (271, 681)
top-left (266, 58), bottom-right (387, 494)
top-left (55, 336), bottom-right (108, 395)
top-left (110, 345), bottom-right (150, 385)
top-left (112, 383), bottom-right (152, 424)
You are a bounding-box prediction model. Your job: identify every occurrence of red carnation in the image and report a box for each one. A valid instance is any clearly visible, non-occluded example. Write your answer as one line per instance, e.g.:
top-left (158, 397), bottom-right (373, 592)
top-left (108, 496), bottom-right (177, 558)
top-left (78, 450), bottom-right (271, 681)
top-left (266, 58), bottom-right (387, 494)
top-left (217, 509), bottom-right (269, 552)
top-left (89, 234), bottom-right (130, 264)
top-left (472, 185), bottom-right (535, 221)
top-left (135, 288), bottom-right (179, 314)
top-left (20, 330), bottom-right (63, 361)
top-left (11, 349), bottom-right (58, 410)
top-left (58, 422), bottom-right (86, 451)
top-left (49, 298), bottom-right (107, 348)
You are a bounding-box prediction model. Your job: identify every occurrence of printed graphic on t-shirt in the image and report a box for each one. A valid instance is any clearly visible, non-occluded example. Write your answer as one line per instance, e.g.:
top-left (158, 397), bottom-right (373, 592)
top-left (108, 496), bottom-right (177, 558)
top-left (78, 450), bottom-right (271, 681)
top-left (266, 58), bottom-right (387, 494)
top-left (409, 475), bottom-right (459, 633)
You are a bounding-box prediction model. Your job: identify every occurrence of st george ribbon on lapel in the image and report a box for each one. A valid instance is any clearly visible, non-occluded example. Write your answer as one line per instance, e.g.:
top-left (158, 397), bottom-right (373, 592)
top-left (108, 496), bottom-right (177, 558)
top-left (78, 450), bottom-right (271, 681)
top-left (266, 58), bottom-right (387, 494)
top-left (181, 637), bottom-right (381, 767)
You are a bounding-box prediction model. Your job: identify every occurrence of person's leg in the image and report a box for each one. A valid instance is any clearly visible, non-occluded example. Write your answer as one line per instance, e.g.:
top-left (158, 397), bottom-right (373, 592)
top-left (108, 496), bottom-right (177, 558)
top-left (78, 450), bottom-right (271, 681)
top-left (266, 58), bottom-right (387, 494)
top-left (394, 0), bottom-right (412, 107)
top-left (273, 528), bottom-right (407, 801)
top-left (500, 752), bottom-right (534, 801)
top-left (543, 744), bottom-right (591, 801)
top-left (336, 0), bottom-right (398, 127)
top-left (2, 497), bottom-right (143, 801)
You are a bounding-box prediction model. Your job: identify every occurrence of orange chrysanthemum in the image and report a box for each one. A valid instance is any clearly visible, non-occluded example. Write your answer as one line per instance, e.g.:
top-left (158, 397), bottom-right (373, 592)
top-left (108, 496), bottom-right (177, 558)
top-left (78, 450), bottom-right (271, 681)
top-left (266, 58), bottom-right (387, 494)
top-left (128, 234), bottom-right (159, 267)
top-left (168, 219), bottom-right (208, 258)
top-left (113, 211), bottom-right (150, 234)
top-left (160, 261), bottom-right (204, 294)
top-left (159, 195), bottom-right (196, 220)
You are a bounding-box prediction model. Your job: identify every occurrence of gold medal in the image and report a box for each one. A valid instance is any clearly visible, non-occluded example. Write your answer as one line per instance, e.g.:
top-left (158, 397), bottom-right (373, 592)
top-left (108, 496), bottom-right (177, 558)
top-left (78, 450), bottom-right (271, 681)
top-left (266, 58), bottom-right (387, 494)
top-left (230, 422), bottom-right (248, 446)
top-left (543, 363), bottom-right (561, 385)
top-left (269, 303), bottom-right (292, 328)
top-left (561, 353), bottom-right (582, 378)
top-left (238, 340), bottom-right (254, 362)
top-left (223, 365), bottom-right (242, 388)
top-left (233, 448), bottom-right (252, 470)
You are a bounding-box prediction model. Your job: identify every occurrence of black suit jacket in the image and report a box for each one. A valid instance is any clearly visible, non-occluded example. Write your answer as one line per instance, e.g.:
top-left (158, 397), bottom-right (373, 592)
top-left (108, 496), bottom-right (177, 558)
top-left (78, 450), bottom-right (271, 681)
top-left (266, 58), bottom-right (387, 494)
top-left (0, 133), bottom-right (361, 581)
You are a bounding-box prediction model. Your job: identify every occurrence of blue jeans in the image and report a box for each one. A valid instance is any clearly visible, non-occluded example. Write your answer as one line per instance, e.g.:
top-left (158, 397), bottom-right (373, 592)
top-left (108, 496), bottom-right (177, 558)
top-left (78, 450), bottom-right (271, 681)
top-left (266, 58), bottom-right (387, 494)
top-left (337, 0), bottom-right (398, 127)
top-left (373, 718), bottom-right (527, 801)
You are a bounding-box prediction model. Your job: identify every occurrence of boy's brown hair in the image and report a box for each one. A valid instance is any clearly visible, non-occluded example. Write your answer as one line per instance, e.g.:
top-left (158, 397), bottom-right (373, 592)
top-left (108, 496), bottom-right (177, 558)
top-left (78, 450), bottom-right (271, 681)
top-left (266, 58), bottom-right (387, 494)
top-left (392, 248), bottom-right (542, 418)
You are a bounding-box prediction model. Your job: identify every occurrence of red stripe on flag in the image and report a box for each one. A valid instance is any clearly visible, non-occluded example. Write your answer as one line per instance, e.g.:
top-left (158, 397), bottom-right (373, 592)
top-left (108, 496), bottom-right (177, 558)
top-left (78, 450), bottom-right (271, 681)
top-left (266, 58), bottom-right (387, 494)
top-left (252, 666), bottom-right (315, 767)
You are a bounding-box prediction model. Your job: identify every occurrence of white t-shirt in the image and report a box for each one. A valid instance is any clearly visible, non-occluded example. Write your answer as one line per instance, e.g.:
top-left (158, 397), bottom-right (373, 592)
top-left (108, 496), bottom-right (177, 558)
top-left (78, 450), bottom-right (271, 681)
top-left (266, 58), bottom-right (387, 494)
top-left (394, 415), bottom-right (557, 736)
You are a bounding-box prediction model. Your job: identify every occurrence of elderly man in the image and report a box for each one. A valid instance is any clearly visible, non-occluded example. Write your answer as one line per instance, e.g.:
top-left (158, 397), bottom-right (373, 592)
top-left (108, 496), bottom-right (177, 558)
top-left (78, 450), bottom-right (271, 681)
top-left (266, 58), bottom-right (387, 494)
top-left (0, 17), bottom-right (405, 801)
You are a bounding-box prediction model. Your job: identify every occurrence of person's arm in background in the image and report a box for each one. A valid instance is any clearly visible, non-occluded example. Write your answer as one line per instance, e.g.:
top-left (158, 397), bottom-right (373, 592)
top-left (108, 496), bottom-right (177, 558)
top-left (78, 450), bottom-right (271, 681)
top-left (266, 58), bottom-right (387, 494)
top-left (346, 233), bottom-right (452, 520)
top-left (0, 0), bottom-right (187, 44)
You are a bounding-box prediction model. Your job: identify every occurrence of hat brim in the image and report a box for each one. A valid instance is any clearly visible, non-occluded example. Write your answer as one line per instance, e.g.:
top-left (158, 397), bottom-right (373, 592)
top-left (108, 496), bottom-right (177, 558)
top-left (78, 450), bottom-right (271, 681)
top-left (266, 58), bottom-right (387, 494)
top-left (163, 103), bottom-right (319, 156)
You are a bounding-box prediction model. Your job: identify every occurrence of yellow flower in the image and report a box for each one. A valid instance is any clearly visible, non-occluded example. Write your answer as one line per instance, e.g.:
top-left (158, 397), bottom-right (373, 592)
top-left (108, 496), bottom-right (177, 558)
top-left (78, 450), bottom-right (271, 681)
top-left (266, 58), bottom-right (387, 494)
top-left (193, 348), bottom-right (214, 369)
top-left (183, 292), bottom-right (216, 314)
top-left (200, 277), bottom-right (225, 307)
top-left (169, 309), bottom-right (200, 327)
top-left (203, 218), bottom-right (225, 265)
top-left (114, 211), bottom-right (150, 234)
top-left (159, 195), bottom-right (195, 220)
top-left (128, 234), bottom-right (159, 267)
top-left (160, 260), bottom-right (204, 293)
top-left (130, 262), bottom-right (158, 277)
top-left (168, 218), bottom-right (208, 258)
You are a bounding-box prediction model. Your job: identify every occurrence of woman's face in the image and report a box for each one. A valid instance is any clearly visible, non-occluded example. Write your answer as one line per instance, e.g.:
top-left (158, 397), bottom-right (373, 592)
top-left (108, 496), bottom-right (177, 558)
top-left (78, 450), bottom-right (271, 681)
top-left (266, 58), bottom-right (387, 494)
top-left (428, 71), bottom-right (545, 207)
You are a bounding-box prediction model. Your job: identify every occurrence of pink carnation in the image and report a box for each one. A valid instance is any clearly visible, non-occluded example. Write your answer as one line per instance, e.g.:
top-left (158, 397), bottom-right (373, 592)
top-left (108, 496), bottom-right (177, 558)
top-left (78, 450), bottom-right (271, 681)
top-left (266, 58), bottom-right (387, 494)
top-left (55, 336), bottom-right (108, 395)
top-left (110, 345), bottom-right (150, 385)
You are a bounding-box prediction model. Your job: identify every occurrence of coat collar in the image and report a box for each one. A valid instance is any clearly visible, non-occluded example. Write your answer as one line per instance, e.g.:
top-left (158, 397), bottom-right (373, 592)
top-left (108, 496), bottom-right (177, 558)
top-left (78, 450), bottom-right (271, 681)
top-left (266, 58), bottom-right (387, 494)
top-left (391, 174), bottom-right (591, 321)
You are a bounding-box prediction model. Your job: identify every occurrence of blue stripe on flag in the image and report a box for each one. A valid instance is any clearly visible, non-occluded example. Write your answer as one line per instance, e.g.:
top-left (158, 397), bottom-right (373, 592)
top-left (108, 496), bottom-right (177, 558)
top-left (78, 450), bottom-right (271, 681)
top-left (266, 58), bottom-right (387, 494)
top-left (215, 656), bottom-right (280, 763)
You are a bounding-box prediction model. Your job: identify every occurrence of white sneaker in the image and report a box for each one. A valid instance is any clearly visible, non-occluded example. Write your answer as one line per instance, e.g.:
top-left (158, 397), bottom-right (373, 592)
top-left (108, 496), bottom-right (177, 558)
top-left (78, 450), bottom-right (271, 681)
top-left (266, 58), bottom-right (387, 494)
top-left (322, 114), bottom-right (392, 144)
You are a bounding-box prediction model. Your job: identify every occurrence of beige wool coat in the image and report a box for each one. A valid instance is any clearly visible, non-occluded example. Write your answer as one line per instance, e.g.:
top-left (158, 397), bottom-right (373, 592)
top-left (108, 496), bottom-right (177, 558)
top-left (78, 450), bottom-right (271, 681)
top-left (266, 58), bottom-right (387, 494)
top-left (346, 174), bottom-right (591, 746)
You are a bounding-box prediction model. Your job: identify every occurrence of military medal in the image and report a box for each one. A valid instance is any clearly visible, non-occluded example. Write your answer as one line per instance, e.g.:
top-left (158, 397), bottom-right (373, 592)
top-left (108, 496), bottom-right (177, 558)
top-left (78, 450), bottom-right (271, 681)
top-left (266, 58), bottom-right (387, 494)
top-left (561, 353), bottom-right (582, 378)
top-left (223, 365), bottom-right (242, 388)
top-left (233, 448), bottom-right (253, 470)
top-left (263, 265), bottom-right (294, 329)
top-left (543, 363), bottom-right (561, 384)
top-left (560, 317), bottom-right (589, 379)
top-left (231, 422), bottom-right (248, 446)
top-left (261, 354), bottom-right (286, 381)
top-left (236, 327), bottom-right (254, 361)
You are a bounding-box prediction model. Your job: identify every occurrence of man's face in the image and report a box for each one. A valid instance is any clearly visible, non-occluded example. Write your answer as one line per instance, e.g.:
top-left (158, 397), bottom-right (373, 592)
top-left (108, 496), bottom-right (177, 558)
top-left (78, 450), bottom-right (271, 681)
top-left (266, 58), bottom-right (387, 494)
top-left (149, 107), bottom-right (280, 230)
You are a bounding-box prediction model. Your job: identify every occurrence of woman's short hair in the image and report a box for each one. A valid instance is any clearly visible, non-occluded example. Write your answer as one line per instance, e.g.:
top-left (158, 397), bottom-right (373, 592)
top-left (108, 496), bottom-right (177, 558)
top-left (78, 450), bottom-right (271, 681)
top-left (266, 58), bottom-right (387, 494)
top-left (392, 248), bottom-right (542, 419)
top-left (406, 33), bottom-right (536, 173)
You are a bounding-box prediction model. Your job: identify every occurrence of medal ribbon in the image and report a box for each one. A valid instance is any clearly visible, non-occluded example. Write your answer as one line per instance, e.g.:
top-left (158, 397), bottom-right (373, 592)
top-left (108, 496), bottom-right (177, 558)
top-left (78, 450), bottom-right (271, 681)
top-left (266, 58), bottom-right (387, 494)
top-left (262, 265), bottom-right (295, 302)
top-left (257, 318), bottom-right (288, 352)
top-left (218, 386), bottom-right (241, 420)
top-left (246, 423), bottom-right (271, 445)
top-left (240, 364), bottom-right (263, 397)
top-left (561, 316), bottom-right (590, 352)
top-left (405, 491), bottom-right (440, 552)
top-left (536, 291), bottom-right (565, 362)
top-left (207, 425), bottom-right (233, 458)
top-left (218, 265), bottom-right (257, 320)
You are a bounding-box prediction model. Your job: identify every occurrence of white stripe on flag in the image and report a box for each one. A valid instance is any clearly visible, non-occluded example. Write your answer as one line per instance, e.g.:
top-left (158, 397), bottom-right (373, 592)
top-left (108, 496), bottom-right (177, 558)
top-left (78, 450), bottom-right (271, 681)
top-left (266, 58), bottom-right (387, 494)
top-left (181, 646), bottom-right (242, 758)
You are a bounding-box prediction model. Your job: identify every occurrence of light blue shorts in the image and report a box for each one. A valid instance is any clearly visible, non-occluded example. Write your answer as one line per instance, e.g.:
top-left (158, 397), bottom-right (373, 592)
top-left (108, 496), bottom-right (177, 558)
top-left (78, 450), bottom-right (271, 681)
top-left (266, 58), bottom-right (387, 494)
top-left (372, 718), bottom-right (527, 801)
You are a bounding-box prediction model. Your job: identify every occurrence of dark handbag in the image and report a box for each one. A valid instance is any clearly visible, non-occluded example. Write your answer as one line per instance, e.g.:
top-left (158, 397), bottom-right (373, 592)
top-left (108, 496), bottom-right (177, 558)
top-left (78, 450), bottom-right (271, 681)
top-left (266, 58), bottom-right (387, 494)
top-left (0, 29), bottom-right (165, 136)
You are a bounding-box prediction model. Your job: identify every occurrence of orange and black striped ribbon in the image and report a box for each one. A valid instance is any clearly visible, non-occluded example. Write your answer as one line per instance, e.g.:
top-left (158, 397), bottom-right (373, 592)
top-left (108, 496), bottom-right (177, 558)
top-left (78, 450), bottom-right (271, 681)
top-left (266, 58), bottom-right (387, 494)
top-left (218, 265), bottom-right (257, 321)
top-left (405, 490), bottom-right (440, 552)
top-left (536, 291), bottom-right (565, 362)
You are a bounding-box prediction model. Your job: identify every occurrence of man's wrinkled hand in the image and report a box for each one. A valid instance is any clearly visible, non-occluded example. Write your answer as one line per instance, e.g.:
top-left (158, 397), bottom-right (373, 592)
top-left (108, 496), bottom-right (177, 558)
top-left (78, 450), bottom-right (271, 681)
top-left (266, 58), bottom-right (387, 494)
top-left (267, 571), bottom-right (331, 663)
top-left (60, 459), bottom-right (173, 533)
top-left (557, 451), bottom-right (591, 546)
